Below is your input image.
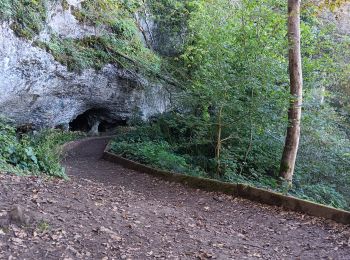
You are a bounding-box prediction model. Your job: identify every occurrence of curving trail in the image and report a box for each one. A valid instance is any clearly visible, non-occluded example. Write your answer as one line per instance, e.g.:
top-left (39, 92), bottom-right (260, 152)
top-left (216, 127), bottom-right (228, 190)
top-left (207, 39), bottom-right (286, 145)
top-left (62, 138), bottom-right (350, 259)
top-left (0, 137), bottom-right (349, 259)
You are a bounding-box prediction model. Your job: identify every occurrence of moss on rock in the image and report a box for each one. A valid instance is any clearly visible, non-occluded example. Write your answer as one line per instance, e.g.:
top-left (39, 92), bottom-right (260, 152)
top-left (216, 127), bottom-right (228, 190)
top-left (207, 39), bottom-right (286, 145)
top-left (3, 0), bottom-right (48, 40)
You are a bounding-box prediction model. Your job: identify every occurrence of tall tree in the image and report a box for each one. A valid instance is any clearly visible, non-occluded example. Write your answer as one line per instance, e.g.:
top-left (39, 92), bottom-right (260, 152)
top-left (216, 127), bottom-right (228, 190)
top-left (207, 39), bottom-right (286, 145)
top-left (279, 0), bottom-right (303, 182)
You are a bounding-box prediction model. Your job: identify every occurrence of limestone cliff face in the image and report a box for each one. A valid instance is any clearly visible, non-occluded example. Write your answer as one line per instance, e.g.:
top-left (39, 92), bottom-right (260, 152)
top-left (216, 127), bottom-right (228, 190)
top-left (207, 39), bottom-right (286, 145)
top-left (1, 0), bottom-right (349, 130)
top-left (0, 0), bottom-right (170, 130)
top-left (321, 3), bottom-right (350, 35)
top-left (334, 4), bottom-right (350, 35)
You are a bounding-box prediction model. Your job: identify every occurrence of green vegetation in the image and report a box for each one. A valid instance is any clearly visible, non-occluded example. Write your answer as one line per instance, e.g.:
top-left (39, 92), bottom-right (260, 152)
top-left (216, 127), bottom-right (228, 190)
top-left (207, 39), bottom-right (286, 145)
top-left (111, 108), bottom-right (350, 209)
top-left (0, 0), bottom-right (161, 74)
top-left (145, 0), bottom-right (195, 55)
top-left (0, 0), bottom-right (349, 209)
top-left (35, 34), bottom-right (160, 73)
top-left (0, 119), bottom-right (83, 178)
top-left (110, 0), bottom-right (350, 210)
top-left (72, 0), bottom-right (140, 27)
top-left (36, 220), bottom-right (51, 233)
top-left (0, 0), bottom-right (47, 39)
top-left (110, 124), bottom-right (206, 176)
top-left (34, 0), bottom-right (161, 74)
top-left (111, 141), bottom-right (203, 176)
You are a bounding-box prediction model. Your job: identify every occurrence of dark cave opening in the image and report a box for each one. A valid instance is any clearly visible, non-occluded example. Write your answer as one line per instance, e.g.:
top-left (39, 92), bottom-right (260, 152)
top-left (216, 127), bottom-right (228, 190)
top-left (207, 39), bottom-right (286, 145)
top-left (69, 108), bottom-right (127, 134)
top-left (69, 110), bottom-right (92, 132)
top-left (98, 119), bottom-right (127, 133)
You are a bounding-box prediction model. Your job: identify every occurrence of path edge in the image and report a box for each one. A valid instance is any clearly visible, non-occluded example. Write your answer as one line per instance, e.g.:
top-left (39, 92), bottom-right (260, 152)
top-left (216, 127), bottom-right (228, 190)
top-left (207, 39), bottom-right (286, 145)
top-left (102, 141), bottom-right (350, 225)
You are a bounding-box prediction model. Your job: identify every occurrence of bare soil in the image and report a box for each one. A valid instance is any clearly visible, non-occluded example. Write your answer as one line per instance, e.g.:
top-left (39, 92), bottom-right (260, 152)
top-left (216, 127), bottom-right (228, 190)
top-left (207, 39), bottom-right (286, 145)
top-left (0, 137), bottom-right (349, 260)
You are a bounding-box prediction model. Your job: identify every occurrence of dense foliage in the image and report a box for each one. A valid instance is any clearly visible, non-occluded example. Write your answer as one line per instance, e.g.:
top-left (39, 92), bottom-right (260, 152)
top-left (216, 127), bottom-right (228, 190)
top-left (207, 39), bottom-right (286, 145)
top-left (110, 0), bottom-right (350, 210)
top-left (0, 119), bottom-right (82, 178)
top-left (0, 0), bottom-right (349, 209)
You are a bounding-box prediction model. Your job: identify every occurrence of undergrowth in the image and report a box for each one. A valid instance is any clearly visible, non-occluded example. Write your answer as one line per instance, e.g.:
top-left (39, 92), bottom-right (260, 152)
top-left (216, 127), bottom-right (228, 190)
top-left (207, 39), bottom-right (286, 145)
top-left (111, 141), bottom-right (204, 176)
top-left (110, 112), bottom-right (350, 211)
top-left (0, 119), bottom-right (83, 178)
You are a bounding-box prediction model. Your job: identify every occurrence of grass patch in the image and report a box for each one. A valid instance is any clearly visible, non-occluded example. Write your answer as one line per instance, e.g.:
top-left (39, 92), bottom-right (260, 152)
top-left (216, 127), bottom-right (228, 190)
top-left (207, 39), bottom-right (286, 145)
top-left (36, 220), bottom-right (50, 233)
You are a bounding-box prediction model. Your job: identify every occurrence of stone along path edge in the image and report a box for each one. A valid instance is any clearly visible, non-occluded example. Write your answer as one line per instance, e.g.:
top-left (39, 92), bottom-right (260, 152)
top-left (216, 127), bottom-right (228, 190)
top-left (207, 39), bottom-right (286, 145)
top-left (102, 140), bottom-right (350, 225)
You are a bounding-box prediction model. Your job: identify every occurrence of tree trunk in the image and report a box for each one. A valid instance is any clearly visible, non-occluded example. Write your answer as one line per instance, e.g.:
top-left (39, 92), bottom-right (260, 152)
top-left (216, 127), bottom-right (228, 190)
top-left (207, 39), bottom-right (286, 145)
top-left (279, 0), bottom-right (303, 182)
top-left (215, 106), bottom-right (223, 176)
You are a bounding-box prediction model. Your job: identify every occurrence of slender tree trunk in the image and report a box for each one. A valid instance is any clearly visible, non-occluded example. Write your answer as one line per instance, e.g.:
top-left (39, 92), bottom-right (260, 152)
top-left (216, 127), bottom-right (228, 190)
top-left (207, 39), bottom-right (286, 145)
top-left (320, 85), bottom-right (325, 105)
top-left (279, 0), bottom-right (303, 182)
top-left (215, 106), bottom-right (223, 176)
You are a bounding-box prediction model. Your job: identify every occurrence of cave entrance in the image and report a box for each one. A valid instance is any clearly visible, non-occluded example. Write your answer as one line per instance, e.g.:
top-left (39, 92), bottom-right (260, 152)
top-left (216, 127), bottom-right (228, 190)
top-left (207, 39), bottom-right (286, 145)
top-left (69, 112), bottom-right (90, 132)
top-left (69, 108), bottom-right (127, 134)
top-left (98, 119), bottom-right (127, 133)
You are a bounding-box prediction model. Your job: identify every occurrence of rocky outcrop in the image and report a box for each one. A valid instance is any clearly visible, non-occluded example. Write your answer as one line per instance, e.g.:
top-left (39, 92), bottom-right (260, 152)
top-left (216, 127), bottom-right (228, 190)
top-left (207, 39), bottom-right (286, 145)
top-left (136, 4), bottom-right (186, 57)
top-left (39, 0), bottom-right (105, 41)
top-left (334, 4), bottom-right (350, 35)
top-left (0, 0), bottom-right (170, 130)
top-left (1, 0), bottom-right (348, 131)
top-left (321, 3), bottom-right (350, 35)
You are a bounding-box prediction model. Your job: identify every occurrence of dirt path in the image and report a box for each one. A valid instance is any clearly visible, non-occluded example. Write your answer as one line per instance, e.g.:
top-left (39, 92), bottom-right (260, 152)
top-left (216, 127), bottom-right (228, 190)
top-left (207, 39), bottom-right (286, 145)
top-left (0, 138), bottom-right (350, 259)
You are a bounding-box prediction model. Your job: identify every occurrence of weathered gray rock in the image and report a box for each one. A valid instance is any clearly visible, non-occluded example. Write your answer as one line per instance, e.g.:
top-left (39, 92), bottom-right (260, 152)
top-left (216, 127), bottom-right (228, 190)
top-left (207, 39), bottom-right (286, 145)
top-left (136, 6), bottom-right (186, 57)
top-left (0, 0), bottom-right (170, 130)
top-left (39, 0), bottom-right (105, 41)
top-left (9, 205), bottom-right (31, 226)
top-left (1, 0), bottom-right (348, 131)
top-left (0, 205), bottom-right (32, 227)
top-left (321, 3), bottom-right (350, 35)
top-left (0, 211), bottom-right (9, 228)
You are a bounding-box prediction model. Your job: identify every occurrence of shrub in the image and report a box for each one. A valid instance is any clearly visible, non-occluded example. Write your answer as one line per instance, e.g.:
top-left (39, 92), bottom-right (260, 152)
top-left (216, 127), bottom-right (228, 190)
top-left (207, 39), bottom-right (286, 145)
top-left (293, 184), bottom-right (348, 210)
top-left (30, 129), bottom-right (84, 178)
top-left (108, 112), bottom-right (350, 210)
top-left (110, 140), bottom-right (205, 176)
top-left (0, 119), bottom-right (83, 178)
